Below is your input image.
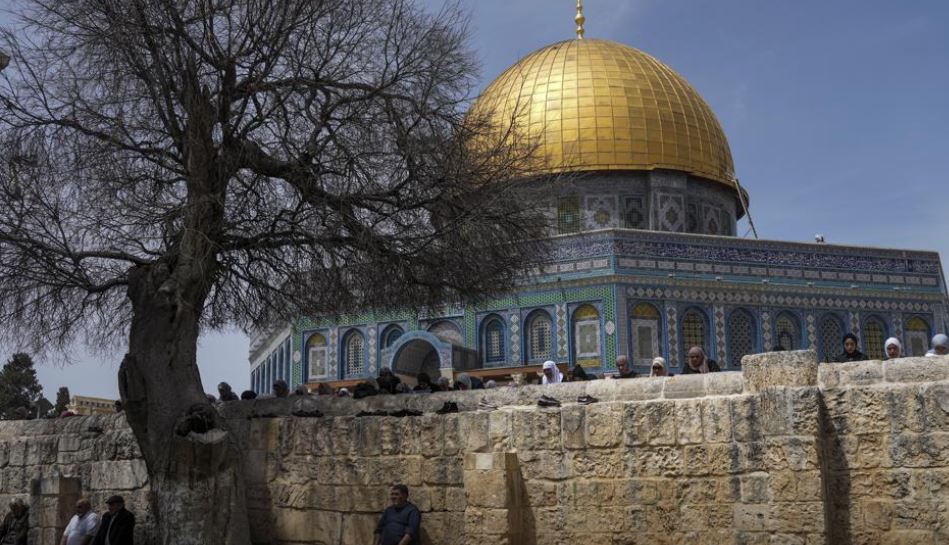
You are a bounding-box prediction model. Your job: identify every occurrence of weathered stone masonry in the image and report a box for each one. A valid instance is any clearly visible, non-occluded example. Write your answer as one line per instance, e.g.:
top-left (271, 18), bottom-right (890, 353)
top-left (2, 352), bottom-right (948, 544)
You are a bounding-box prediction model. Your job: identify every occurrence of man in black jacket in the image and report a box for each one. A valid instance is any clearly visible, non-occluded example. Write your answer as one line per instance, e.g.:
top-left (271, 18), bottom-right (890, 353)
top-left (0, 498), bottom-right (28, 545)
top-left (92, 496), bottom-right (134, 545)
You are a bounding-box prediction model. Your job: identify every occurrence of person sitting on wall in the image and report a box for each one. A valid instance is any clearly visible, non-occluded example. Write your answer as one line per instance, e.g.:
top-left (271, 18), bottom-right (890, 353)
top-left (240, 390), bottom-right (258, 400)
top-left (377, 368), bottom-right (402, 395)
top-left (0, 498), bottom-right (29, 545)
top-left (434, 377), bottom-right (452, 392)
top-left (91, 496), bottom-right (134, 545)
top-left (833, 334), bottom-right (868, 363)
top-left (374, 484), bottom-right (421, 545)
top-left (682, 347), bottom-right (721, 374)
top-left (926, 334), bottom-right (949, 357)
top-left (568, 364), bottom-right (595, 381)
top-left (614, 355), bottom-right (637, 378)
top-left (649, 357), bottom-right (669, 377)
top-left (413, 373), bottom-right (433, 393)
top-left (217, 382), bottom-right (239, 402)
top-left (315, 383), bottom-right (335, 396)
top-left (884, 338), bottom-right (902, 360)
top-left (61, 498), bottom-right (99, 545)
top-left (541, 360), bottom-right (564, 384)
top-left (272, 379), bottom-right (290, 398)
top-left (453, 373), bottom-right (483, 391)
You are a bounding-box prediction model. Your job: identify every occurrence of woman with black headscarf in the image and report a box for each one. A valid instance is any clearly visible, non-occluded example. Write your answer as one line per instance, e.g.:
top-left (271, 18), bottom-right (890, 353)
top-left (833, 333), bottom-right (868, 363)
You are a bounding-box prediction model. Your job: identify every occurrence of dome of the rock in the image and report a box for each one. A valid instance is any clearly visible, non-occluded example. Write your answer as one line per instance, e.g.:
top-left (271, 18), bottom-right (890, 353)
top-left (471, 38), bottom-right (737, 191)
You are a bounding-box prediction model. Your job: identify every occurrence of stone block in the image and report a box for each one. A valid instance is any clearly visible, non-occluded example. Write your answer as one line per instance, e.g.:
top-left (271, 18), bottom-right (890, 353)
top-left (512, 409), bottom-right (561, 451)
top-left (341, 513), bottom-right (378, 545)
top-left (584, 403), bottom-right (623, 448)
top-left (464, 471), bottom-right (508, 508)
top-left (702, 397), bottom-right (733, 443)
top-left (487, 411), bottom-right (512, 450)
top-left (674, 400), bottom-right (704, 444)
top-left (90, 459), bottom-right (148, 490)
top-left (422, 457), bottom-right (464, 485)
top-left (662, 374), bottom-right (707, 399)
top-left (459, 412), bottom-right (489, 453)
top-left (743, 350), bottom-right (818, 392)
top-left (734, 503), bottom-right (771, 531)
top-left (740, 473), bottom-right (772, 503)
top-left (624, 401), bottom-right (676, 446)
top-left (57, 435), bottom-right (81, 452)
top-left (561, 405), bottom-right (586, 450)
top-left (884, 357), bottom-right (949, 383)
top-left (819, 360), bottom-right (883, 389)
top-left (706, 371), bottom-right (744, 396)
top-left (273, 508), bottom-right (341, 543)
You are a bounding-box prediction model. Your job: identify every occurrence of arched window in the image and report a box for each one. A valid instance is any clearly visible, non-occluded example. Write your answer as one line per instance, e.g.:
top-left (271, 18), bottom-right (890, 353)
top-left (381, 325), bottom-right (404, 349)
top-left (526, 311), bottom-right (553, 362)
top-left (630, 303), bottom-right (661, 366)
top-left (307, 333), bottom-right (328, 379)
top-left (775, 312), bottom-right (801, 350)
top-left (819, 315), bottom-right (844, 363)
top-left (343, 330), bottom-right (366, 378)
top-left (681, 308), bottom-right (708, 354)
top-left (727, 309), bottom-right (756, 368)
top-left (429, 320), bottom-right (463, 346)
top-left (573, 304), bottom-right (601, 366)
top-left (863, 316), bottom-right (886, 360)
top-left (906, 317), bottom-right (931, 357)
top-left (482, 316), bottom-right (505, 364)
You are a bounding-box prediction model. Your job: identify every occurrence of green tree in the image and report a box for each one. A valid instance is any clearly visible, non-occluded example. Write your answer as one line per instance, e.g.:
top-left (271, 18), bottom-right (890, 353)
top-left (53, 386), bottom-right (70, 416)
top-left (0, 353), bottom-right (42, 419)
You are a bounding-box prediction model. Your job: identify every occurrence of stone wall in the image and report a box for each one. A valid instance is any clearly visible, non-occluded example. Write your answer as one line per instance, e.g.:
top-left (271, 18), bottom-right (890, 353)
top-left (2, 352), bottom-right (948, 544)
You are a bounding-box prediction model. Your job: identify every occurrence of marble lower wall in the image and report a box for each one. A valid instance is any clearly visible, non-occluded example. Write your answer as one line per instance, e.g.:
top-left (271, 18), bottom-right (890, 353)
top-left (3, 352), bottom-right (948, 544)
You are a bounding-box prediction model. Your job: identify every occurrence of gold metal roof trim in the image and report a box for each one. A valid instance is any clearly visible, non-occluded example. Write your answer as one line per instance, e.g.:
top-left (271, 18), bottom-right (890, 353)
top-left (470, 38), bottom-right (739, 192)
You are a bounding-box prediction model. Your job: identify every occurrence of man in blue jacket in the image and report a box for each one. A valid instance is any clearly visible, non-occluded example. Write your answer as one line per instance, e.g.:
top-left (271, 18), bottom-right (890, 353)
top-left (374, 485), bottom-right (421, 545)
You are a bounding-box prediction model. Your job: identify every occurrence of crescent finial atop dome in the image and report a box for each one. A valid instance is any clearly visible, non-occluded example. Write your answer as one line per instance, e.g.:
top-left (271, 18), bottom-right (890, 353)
top-left (575, 0), bottom-right (585, 39)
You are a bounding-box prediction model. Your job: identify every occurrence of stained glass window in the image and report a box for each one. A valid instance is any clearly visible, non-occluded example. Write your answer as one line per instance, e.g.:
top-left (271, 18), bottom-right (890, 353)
top-left (681, 308), bottom-right (707, 353)
top-left (906, 317), bottom-right (930, 357)
top-left (558, 195), bottom-right (581, 234)
top-left (484, 318), bottom-right (505, 363)
top-left (574, 304), bottom-right (601, 365)
top-left (382, 326), bottom-right (403, 349)
top-left (631, 303), bottom-right (660, 366)
top-left (686, 203), bottom-right (699, 233)
top-left (624, 196), bottom-right (646, 229)
top-left (864, 317), bottom-right (886, 360)
top-left (308, 333), bottom-right (328, 379)
top-left (775, 312), bottom-right (800, 350)
top-left (345, 331), bottom-right (365, 377)
top-left (429, 321), bottom-right (463, 346)
top-left (727, 309), bottom-right (755, 368)
top-left (819, 316), bottom-right (843, 363)
top-left (527, 312), bottom-right (552, 362)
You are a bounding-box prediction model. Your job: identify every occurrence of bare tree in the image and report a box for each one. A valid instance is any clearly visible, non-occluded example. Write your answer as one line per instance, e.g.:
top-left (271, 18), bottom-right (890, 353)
top-left (0, 1), bottom-right (548, 543)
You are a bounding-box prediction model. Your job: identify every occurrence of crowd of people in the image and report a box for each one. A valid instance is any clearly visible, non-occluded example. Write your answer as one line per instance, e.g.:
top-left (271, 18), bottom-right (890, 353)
top-left (0, 496), bottom-right (134, 545)
top-left (205, 332), bottom-right (949, 403)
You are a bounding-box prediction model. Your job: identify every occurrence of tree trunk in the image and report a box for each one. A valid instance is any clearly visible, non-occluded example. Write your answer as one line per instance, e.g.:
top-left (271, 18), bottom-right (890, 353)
top-left (119, 265), bottom-right (252, 545)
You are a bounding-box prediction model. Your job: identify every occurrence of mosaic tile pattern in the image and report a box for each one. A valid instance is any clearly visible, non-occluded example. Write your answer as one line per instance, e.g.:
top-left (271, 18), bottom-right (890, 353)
top-left (509, 312), bottom-right (521, 364)
top-left (760, 310), bottom-right (772, 349)
top-left (713, 305), bottom-right (726, 364)
top-left (665, 302), bottom-right (678, 365)
top-left (557, 304), bottom-right (568, 357)
top-left (806, 314), bottom-right (817, 350)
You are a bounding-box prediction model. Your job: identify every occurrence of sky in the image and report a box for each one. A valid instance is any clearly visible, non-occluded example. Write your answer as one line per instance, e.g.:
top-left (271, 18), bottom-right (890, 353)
top-left (2, 0), bottom-right (949, 400)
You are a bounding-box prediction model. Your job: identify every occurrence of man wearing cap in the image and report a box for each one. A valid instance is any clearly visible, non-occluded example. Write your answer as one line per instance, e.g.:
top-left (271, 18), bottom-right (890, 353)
top-left (91, 496), bottom-right (134, 545)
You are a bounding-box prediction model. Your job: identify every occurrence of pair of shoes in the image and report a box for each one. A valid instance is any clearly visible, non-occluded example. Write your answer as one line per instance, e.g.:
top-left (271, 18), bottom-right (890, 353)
top-left (389, 409), bottom-right (423, 417)
top-left (435, 401), bottom-right (460, 414)
top-left (355, 410), bottom-right (388, 417)
top-left (577, 395), bottom-right (599, 405)
top-left (477, 397), bottom-right (499, 411)
top-left (291, 409), bottom-right (324, 417)
top-left (537, 395), bottom-right (561, 408)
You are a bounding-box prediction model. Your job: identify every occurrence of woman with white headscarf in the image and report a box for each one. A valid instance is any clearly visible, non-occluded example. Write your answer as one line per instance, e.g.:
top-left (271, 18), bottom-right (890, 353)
top-left (927, 334), bottom-right (949, 357)
top-left (884, 338), bottom-right (902, 360)
top-left (541, 360), bottom-right (563, 384)
top-left (649, 357), bottom-right (668, 377)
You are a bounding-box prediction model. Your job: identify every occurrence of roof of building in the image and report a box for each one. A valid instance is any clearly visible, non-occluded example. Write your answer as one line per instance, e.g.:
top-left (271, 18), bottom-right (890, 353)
top-left (470, 38), bottom-right (738, 192)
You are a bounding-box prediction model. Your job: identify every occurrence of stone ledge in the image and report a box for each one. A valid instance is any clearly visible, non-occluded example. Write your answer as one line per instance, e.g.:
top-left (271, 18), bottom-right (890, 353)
top-left (819, 357), bottom-right (949, 389)
top-left (742, 350), bottom-right (818, 392)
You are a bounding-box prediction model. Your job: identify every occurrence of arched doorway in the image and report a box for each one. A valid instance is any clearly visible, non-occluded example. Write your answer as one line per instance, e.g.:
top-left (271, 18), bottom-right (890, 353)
top-left (391, 339), bottom-right (441, 382)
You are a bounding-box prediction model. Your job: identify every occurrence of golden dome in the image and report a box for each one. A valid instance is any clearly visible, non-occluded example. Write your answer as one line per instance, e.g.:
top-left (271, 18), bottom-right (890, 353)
top-left (471, 39), bottom-right (737, 189)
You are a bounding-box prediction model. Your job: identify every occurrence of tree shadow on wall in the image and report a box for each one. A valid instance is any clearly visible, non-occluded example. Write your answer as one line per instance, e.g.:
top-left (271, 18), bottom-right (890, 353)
top-left (507, 453), bottom-right (537, 545)
top-left (817, 392), bottom-right (852, 545)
